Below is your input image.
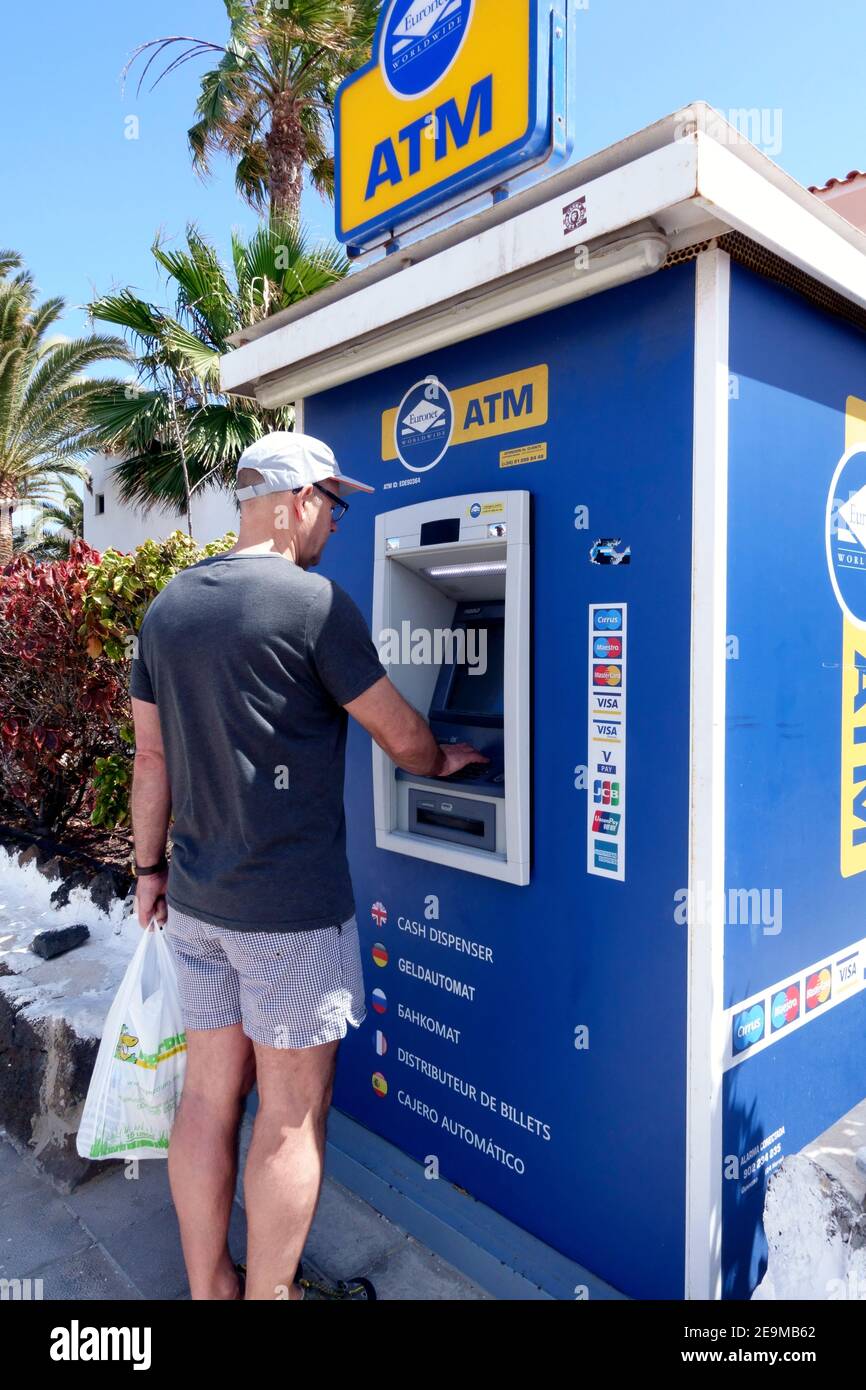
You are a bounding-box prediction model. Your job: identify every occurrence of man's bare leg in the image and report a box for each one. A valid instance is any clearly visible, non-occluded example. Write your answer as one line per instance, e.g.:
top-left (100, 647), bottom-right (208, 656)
top-left (243, 1038), bottom-right (338, 1301)
top-left (167, 1023), bottom-right (256, 1300)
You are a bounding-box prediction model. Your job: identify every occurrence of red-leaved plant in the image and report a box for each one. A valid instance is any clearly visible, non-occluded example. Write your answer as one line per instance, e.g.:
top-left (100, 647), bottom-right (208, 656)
top-left (0, 540), bottom-right (127, 831)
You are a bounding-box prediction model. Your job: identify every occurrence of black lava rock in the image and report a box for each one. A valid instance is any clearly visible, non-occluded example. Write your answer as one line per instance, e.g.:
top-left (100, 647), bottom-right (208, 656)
top-left (31, 924), bottom-right (91, 960)
top-left (50, 869), bottom-right (92, 908)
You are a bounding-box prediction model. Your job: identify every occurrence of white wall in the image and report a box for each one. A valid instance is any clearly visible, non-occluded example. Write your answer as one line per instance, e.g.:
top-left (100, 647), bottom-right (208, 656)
top-left (83, 454), bottom-right (238, 554)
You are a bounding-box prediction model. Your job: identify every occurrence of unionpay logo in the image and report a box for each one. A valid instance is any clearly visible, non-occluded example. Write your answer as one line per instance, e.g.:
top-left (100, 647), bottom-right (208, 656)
top-left (395, 377), bottom-right (454, 472)
top-left (381, 0), bottom-right (474, 99)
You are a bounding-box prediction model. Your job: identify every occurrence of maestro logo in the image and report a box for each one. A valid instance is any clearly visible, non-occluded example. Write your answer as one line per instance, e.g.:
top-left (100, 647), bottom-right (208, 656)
top-left (827, 444), bottom-right (866, 628)
top-left (394, 376), bottom-right (454, 472)
top-left (771, 985), bottom-right (800, 1032)
top-left (381, 0), bottom-right (475, 99)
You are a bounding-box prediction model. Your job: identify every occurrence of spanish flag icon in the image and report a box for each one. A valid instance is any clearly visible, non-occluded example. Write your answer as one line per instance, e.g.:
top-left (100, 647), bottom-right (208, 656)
top-left (372, 1071), bottom-right (388, 1098)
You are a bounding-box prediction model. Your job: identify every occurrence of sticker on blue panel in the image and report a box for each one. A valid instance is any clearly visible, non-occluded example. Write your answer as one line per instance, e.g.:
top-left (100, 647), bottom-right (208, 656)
top-left (826, 443), bottom-right (866, 627)
top-left (394, 376), bottom-right (455, 471)
top-left (723, 939), bottom-right (866, 1068)
top-left (587, 603), bottom-right (627, 880)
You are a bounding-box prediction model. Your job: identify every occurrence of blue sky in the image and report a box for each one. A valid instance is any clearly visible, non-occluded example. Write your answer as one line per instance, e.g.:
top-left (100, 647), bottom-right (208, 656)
top-left (1, 0), bottom-right (864, 345)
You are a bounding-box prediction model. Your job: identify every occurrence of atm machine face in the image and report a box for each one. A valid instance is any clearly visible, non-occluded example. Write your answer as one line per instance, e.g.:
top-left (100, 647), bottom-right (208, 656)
top-left (372, 492), bottom-right (529, 885)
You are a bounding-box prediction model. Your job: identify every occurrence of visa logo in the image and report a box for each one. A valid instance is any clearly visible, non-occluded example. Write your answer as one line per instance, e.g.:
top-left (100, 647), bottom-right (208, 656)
top-left (594, 696), bottom-right (621, 710)
top-left (366, 74), bottom-right (493, 201)
top-left (593, 722), bottom-right (621, 737)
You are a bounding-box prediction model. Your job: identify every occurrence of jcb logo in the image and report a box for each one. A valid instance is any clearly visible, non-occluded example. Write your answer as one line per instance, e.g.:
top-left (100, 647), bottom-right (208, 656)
top-left (382, 365), bottom-right (548, 461)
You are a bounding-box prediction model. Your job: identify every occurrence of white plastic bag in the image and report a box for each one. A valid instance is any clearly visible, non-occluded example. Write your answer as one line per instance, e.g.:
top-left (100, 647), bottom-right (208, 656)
top-left (76, 922), bottom-right (187, 1161)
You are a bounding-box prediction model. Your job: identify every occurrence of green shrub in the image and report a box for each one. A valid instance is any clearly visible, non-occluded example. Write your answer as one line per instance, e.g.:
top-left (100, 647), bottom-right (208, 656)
top-left (82, 530), bottom-right (236, 828)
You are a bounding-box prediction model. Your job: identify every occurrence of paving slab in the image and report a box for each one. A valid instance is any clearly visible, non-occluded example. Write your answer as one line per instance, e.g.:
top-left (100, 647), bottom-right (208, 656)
top-left (27, 1244), bottom-right (145, 1301)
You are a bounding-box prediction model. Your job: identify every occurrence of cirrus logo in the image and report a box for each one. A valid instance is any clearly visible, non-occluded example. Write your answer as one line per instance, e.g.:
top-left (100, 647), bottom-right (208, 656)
top-left (732, 1002), bottom-right (765, 1053)
top-left (394, 376), bottom-right (454, 472)
top-left (381, 0), bottom-right (475, 99)
top-left (594, 608), bottom-right (623, 631)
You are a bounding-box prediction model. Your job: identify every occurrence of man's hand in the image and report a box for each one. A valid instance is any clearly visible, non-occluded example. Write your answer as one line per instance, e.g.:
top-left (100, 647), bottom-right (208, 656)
top-left (135, 871), bottom-right (168, 931)
top-left (434, 743), bottom-right (490, 778)
top-left (346, 677), bottom-right (489, 778)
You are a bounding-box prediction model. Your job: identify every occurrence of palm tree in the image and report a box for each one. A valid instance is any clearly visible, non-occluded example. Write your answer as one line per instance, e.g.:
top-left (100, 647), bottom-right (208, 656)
top-left (0, 261), bottom-right (131, 564)
top-left (13, 475), bottom-right (85, 562)
top-left (86, 220), bottom-right (348, 526)
top-left (125, 0), bottom-right (379, 222)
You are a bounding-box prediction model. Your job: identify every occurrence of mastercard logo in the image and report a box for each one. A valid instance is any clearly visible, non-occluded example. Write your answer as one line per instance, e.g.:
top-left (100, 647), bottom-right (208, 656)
top-left (372, 943), bottom-right (389, 968)
top-left (805, 968), bottom-right (831, 1010)
top-left (593, 664), bottom-right (622, 688)
top-left (372, 1071), bottom-right (388, 1097)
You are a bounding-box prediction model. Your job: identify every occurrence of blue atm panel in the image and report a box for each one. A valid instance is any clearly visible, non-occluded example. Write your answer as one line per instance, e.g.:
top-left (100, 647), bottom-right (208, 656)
top-left (306, 263), bottom-right (697, 1298)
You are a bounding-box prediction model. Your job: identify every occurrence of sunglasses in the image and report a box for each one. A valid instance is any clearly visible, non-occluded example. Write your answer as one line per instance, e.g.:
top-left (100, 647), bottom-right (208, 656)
top-left (292, 482), bottom-right (350, 523)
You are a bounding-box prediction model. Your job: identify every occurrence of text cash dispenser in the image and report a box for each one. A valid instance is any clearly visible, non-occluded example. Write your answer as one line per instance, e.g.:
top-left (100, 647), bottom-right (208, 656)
top-left (371, 492), bottom-right (530, 884)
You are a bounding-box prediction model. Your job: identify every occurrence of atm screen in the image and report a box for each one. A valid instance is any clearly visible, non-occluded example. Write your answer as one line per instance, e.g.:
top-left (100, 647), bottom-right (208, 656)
top-left (445, 621), bottom-right (505, 719)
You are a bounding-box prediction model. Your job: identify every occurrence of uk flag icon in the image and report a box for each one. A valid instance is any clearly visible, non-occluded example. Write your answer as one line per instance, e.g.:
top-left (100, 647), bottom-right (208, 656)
top-left (371, 901), bottom-right (388, 928)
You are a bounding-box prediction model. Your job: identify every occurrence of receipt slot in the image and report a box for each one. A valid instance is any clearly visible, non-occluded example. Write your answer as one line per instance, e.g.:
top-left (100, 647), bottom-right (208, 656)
top-left (371, 491), bottom-right (530, 884)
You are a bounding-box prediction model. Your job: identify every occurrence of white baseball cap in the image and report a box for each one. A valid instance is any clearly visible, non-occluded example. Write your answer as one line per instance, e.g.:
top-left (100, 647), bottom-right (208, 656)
top-left (235, 431), bottom-right (374, 500)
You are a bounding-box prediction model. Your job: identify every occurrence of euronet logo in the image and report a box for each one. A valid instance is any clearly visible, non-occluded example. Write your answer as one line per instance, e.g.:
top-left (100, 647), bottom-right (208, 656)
top-left (378, 621), bottom-right (488, 674)
top-left (50, 1321), bottom-right (151, 1370)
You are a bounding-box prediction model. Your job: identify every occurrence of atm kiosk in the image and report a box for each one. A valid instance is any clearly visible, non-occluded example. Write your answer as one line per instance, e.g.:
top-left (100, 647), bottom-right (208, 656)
top-left (221, 26), bottom-right (866, 1300)
top-left (372, 491), bottom-right (530, 883)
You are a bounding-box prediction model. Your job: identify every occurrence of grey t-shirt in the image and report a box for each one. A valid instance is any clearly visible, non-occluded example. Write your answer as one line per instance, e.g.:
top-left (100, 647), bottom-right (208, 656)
top-left (130, 552), bottom-right (386, 932)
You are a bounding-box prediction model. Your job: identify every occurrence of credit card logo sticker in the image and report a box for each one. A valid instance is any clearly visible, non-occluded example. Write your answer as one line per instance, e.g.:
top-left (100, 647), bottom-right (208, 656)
top-left (593, 636), bottom-right (622, 659)
top-left (593, 841), bottom-right (618, 871)
top-left (593, 608), bottom-right (622, 631)
top-left (770, 985), bottom-right (800, 1031)
top-left (805, 967), bottom-right (832, 1010)
top-left (732, 1003), bottom-right (765, 1053)
top-left (588, 603), bottom-right (627, 881)
top-left (395, 377), bottom-right (454, 472)
top-left (593, 664), bottom-right (622, 688)
top-left (593, 779), bottom-right (621, 806)
top-left (382, 0), bottom-right (475, 99)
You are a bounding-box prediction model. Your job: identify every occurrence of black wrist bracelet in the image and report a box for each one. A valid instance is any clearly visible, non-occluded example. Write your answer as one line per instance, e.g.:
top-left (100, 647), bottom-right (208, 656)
top-left (134, 858), bottom-right (167, 876)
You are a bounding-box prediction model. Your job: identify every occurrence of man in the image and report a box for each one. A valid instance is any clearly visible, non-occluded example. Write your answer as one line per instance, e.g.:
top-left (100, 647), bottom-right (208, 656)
top-left (129, 432), bottom-right (484, 1301)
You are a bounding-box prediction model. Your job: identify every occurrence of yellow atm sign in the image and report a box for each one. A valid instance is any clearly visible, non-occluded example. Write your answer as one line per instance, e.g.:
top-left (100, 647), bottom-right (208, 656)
top-left (335, 0), bottom-right (553, 251)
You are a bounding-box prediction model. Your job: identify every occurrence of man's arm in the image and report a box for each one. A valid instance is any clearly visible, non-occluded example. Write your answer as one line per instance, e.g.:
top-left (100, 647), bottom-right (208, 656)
top-left (130, 696), bottom-right (171, 929)
top-left (344, 676), bottom-right (487, 778)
